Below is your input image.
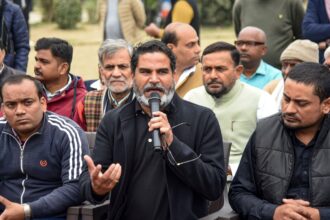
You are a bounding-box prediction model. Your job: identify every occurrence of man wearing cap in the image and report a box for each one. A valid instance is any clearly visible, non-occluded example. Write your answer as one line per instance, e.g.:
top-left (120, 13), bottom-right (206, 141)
top-left (264, 39), bottom-right (319, 110)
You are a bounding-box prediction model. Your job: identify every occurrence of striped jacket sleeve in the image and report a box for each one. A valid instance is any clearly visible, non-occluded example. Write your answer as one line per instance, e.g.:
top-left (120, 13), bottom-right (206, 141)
top-left (28, 114), bottom-right (90, 218)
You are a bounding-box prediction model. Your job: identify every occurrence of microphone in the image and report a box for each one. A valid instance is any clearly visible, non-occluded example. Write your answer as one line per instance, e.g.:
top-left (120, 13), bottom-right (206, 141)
top-left (148, 92), bottom-right (162, 151)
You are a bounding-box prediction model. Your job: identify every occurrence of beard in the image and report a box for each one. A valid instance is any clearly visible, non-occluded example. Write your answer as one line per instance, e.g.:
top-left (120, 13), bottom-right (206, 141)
top-left (133, 80), bottom-right (175, 108)
top-left (104, 77), bottom-right (132, 94)
top-left (204, 79), bottom-right (230, 99)
top-left (205, 86), bottom-right (229, 99)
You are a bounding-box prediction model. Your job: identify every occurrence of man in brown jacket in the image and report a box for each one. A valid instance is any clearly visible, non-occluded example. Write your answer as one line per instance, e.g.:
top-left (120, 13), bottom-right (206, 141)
top-left (101, 0), bottom-right (146, 45)
top-left (161, 22), bottom-right (202, 97)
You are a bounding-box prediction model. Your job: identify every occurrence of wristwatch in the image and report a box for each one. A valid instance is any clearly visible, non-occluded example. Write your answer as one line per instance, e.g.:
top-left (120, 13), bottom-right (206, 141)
top-left (22, 204), bottom-right (31, 220)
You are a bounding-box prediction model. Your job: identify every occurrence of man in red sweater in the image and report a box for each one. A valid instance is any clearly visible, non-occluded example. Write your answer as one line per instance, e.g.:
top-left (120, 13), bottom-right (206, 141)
top-left (34, 37), bottom-right (87, 120)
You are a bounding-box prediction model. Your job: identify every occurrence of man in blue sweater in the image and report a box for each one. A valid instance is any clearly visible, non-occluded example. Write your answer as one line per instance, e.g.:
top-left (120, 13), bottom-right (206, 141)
top-left (303, 0), bottom-right (330, 63)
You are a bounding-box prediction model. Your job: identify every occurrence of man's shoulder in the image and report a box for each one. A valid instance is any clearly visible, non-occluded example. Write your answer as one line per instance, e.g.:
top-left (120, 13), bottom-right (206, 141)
top-left (85, 89), bottom-right (104, 100)
top-left (261, 61), bottom-right (281, 76)
top-left (264, 79), bottom-right (281, 94)
top-left (46, 112), bottom-right (84, 133)
top-left (239, 82), bottom-right (265, 98)
top-left (70, 74), bottom-right (87, 91)
top-left (0, 117), bottom-right (6, 129)
top-left (257, 113), bottom-right (282, 127)
top-left (184, 85), bottom-right (205, 99)
top-left (102, 98), bottom-right (135, 122)
top-left (176, 94), bottom-right (214, 117)
top-left (4, 65), bottom-right (25, 75)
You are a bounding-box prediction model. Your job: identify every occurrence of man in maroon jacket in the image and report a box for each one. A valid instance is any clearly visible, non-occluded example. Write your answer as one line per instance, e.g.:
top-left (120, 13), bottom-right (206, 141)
top-left (34, 37), bottom-right (87, 120)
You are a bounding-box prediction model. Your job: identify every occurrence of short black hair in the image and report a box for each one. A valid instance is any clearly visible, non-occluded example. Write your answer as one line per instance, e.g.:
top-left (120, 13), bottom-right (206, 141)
top-left (287, 62), bottom-right (330, 101)
top-left (0, 75), bottom-right (44, 102)
top-left (202, 41), bottom-right (240, 66)
top-left (35, 37), bottom-right (73, 70)
top-left (131, 40), bottom-right (176, 73)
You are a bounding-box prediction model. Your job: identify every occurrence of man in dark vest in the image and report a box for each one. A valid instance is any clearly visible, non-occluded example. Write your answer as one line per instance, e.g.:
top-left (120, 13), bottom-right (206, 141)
top-left (144, 0), bottom-right (199, 38)
top-left (229, 62), bottom-right (330, 219)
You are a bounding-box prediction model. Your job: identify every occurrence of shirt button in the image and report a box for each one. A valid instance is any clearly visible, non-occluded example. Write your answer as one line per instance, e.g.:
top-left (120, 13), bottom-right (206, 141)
top-left (148, 138), bottom-right (152, 143)
top-left (303, 171), bottom-right (308, 176)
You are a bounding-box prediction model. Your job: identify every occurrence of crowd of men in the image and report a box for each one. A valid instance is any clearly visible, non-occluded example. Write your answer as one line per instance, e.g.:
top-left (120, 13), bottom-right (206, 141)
top-left (0, 0), bottom-right (330, 219)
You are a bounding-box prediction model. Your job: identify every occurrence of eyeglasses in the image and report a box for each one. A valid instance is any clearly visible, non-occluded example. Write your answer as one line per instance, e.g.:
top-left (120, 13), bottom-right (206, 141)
top-left (234, 40), bottom-right (265, 48)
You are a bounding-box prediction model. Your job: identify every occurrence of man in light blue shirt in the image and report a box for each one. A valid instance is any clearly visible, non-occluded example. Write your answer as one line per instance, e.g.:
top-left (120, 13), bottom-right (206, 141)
top-left (235, 26), bottom-right (282, 89)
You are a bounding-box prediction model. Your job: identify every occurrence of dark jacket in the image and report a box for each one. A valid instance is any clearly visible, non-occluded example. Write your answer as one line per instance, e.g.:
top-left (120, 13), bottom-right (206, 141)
top-left (79, 94), bottom-right (226, 220)
top-left (229, 113), bottom-right (330, 220)
top-left (0, 112), bottom-right (89, 218)
top-left (46, 74), bottom-right (87, 120)
top-left (0, 64), bottom-right (24, 86)
top-left (0, 64), bottom-right (24, 117)
top-left (302, 0), bottom-right (330, 62)
top-left (1, 0), bottom-right (30, 71)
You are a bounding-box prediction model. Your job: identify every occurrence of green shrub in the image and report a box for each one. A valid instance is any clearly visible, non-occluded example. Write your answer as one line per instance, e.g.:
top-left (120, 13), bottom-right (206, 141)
top-left (54, 0), bottom-right (82, 29)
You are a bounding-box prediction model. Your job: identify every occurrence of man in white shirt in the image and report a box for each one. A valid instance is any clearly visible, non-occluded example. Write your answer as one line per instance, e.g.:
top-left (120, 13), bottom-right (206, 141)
top-left (184, 41), bottom-right (277, 175)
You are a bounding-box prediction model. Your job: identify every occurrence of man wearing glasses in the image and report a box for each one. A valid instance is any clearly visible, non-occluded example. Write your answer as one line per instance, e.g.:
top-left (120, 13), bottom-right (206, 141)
top-left (235, 26), bottom-right (282, 90)
top-left (74, 39), bottom-right (134, 131)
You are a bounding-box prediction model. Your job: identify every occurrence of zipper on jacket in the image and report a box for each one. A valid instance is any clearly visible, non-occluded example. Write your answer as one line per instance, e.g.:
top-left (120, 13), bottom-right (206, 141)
top-left (3, 131), bottom-right (39, 203)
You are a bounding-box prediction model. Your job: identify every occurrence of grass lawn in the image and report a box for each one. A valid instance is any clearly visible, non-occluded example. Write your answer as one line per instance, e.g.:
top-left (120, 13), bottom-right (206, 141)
top-left (27, 23), bottom-right (236, 80)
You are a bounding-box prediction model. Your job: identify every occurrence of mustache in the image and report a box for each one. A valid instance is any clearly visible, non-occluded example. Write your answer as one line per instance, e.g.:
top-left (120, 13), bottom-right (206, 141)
top-left (108, 77), bottom-right (127, 83)
top-left (282, 112), bottom-right (299, 119)
top-left (240, 53), bottom-right (250, 57)
top-left (206, 79), bottom-right (223, 85)
top-left (143, 83), bottom-right (166, 93)
top-left (34, 69), bottom-right (42, 76)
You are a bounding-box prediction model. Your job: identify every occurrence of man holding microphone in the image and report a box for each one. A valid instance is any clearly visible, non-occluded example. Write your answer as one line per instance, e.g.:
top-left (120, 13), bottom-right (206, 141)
top-left (79, 40), bottom-right (226, 220)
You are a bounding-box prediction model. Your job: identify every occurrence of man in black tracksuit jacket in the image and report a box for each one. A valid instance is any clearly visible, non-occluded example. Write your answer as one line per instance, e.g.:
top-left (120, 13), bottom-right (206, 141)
top-left (0, 75), bottom-right (89, 219)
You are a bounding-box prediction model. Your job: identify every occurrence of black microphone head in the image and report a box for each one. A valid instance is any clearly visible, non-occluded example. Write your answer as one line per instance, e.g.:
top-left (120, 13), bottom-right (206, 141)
top-left (148, 92), bottom-right (161, 105)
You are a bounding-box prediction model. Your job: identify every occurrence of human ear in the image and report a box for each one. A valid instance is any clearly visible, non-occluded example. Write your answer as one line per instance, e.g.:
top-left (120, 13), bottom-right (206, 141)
top-left (321, 97), bottom-right (330, 114)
